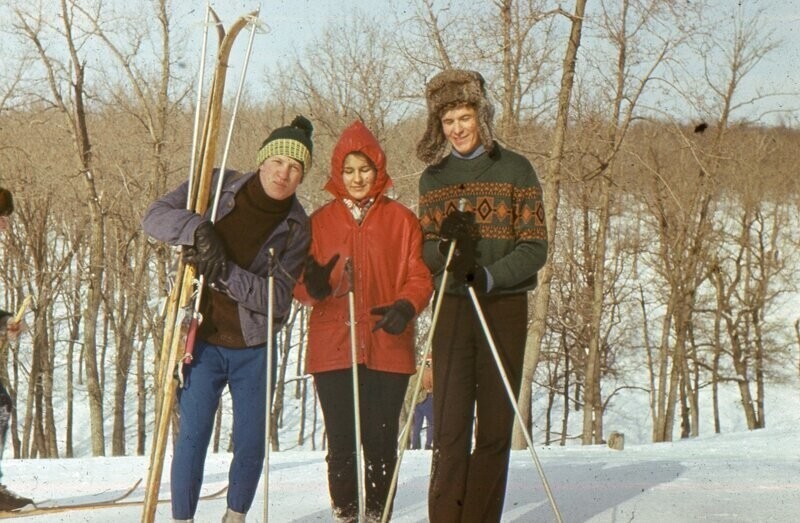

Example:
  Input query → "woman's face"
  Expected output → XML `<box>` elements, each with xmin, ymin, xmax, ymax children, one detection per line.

<box><xmin>342</xmin><ymin>153</ymin><xmax>376</xmax><ymax>201</ymax></box>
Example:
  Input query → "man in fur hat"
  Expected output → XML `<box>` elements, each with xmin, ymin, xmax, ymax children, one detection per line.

<box><xmin>142</xmin><ymin>116</ymin><xmax>313</xmax><ymax>523</ymax></box>
<box><xmin>416</xmin><ymin>69</ymin><xmax>548</xmax><ymax>522</ymax></box>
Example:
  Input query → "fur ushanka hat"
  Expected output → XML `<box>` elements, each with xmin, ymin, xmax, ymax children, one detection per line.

<box><xmin>416</xmin><ymin>69</ymin><xmax>496</xmax><ymax>164</ymax></box>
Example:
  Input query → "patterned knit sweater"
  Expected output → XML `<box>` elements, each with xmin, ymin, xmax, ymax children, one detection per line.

<box><xmin>418</xmin><ymin>143</ymin><xmax>548</xmax><ymax>295</ymax></box>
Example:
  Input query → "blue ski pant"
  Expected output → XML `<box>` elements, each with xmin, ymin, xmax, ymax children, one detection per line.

<box><xmin>171</xmin><ymin>339</ymin><xmax>276</xmax><ymax>519</ymax></box>
<box><xmin>411</xmin><ymin>393</ymin><xmax>434</xmax><ymax>450</ymax></box>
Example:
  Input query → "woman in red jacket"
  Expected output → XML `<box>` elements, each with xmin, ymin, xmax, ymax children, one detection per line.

<box><xmin>294</xmin><ymin>121</ymin><xmax>433</xmax><ymax>521</ymax></box>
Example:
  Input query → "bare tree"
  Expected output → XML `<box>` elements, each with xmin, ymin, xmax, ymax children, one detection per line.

<box><xmin>635</xmin><ymin>5</ymin><xmax>785</xmax><ymax>442</ymax></box>
<box><xmin>515</xmin><ymin>0</ymin><xmax>587</xmax><ymax>449</ymax></box>
<box><xmin>74</xmin><ymin>0</ymin><xmax>177</xmax><ymax>456</ymax></box>
<box><xmin>13</xmin><ymin>0</ymin><xmax>109</xmax><ymax>455</ymax></box>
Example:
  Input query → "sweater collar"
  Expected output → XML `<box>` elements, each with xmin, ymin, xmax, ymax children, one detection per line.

<box><xmin>451</xmin><ymin>144</ymin><xmax>486</xmax><ymax>160</ymax></box>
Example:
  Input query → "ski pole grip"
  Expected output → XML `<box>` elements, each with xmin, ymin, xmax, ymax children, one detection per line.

<box><xmin>344</xmin><ymin>257</ymin><xmax>354</xmax><ymax>289</ymax></box>
<box><xmin>267</xmin><ymin>247</ymin><xmax>276</xmax><ymax>276</ymax></box>
<box><xmin>443</xmin><ymin>198</ymin><xmax>470</xmax><ymax>267</ymax></box>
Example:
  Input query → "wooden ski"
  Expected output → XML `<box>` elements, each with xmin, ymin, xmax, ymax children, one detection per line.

<box><xmin>141</xmin><ymin>9</ymin><xmax>258</xmax><ymax>523</ymax></box>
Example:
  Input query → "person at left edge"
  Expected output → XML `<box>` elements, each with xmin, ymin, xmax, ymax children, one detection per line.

<box><xmin>294</xmin><ymin>120</ymin><xmax>433</xmax><ymax>522</ymax></box>
<box><xmin>141</xmin><ymin>116</ymin><xmax>313</xmax><ymax>523</ymax></box>
<box><xmin>0</xmin><ymin>187</ymin><xmax>34</xmax><ymax>513</ymax></box>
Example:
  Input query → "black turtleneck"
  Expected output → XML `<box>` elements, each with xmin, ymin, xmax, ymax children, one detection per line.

<box><xmin>200</xmin><ymin>174</ymin><xmax>293</xmax><ymax>347</ymax></box>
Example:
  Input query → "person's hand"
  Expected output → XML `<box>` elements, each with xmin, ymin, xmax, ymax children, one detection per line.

<box><xmin>5</xmin><ymin>319</ymin><xmax>25</xmax><ymax>342</ymax></box>
<box><xmin>183</xmin><ymin>221</ymin><xmax>228</xmax><ymax>283</ymax></box>
<box><xmin>421</xmin><ymin>362</ymin><xmax>433</xmax><ymax>392</ymax></box>
<box><xmin>371</xmin><ymin>299</ymin><xmax>415</xmax><ymax>335</ymax></box>
<box><xmin>303</xmin><ymin>254</ymin><xmax>340</xmax><ymax>300</ymax></box>
<box><xmin>439</xmin><ymin>210</ymin><xmax>474</xmax><ymax>241</ymax></box>
<box><xmin>438</xmin><ymin>210</ymin><xmax>478</xmax><ymax>255</ymax></box>
<box><xmin>446</xmin><ymin>240</ymin><xmax>478</xmax><ymax>276</ymax></box>
<box><xmin>450</xmin><ymin>263</ymin><xmax>490</xmax><ymax>294</ymax></box>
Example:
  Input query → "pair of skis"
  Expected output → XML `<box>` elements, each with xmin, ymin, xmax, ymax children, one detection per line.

<box><xmin>142</xmin><ymin>7</ymin><xmax>260</xmax><ymax>523</ymax></box>
<box><xmin>1</xmin><ymin>480</ymin><xmax>228</xmax><ymax>518</ymax></box>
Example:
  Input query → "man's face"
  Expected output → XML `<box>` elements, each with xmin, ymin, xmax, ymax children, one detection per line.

<box><xmin>441</xmin><ymin>105</ymin><xmax>480</xmax><ymax>156</ymax></box>
<box><xmin>258</xmin><ymin>155</ymin><xmax>303</xmax><ymax>200</ymax></box>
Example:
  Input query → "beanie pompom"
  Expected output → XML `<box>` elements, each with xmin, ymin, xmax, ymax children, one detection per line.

<box><xmin>290</xmin><ymin>115</ymin><xmax>313</xmax><ymax>139</ymax></box>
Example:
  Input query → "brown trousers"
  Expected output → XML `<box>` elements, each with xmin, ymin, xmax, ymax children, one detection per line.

<box><xmin>429</xmin><ymin>292</ymin><xmax>527</xmax><ymax>523</ymax></box>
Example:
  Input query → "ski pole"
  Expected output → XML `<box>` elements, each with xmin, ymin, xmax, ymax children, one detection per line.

<box><xmin>263</xmin><ymin>248</ymin><xmax>275</xmax><ymax>522</ymax></box>
<box><xmin>142</xmin><ymin>10</ymin><xmax>259</xmax><ymax>523</ymax></box>
<box><xmin>381</xmin><ymin>198</ymin><xmax>468</xmax><ymax>523</ymax></box>
<box><xmin>345</xmin><ymin>258</ymin><xmax>366</xmax><ymax>522</ymax></box>
<box><xmin>209</xmin><ymin>7</ymin><xmax>259</xmax><ymax>223</ymax></box>
<box><xmin>466</xmin><ymin>285</ymin><xmax>563</xmax><ymax>523</ymax></box>
<box><xmin>178</xmin><ymin>9</ymin><xmax>260</xmax><ymax>381</ymax></box>
<box><xmin>185</xmin><ymin>4</ymin><xmax>212</xmax><ymax>208</ymax></box>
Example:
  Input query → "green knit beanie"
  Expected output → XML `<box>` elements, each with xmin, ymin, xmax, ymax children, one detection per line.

<box><xmin>256</xmin><ymin>115</ymin><xmax>314</xmax><ymax>175</ymax></box>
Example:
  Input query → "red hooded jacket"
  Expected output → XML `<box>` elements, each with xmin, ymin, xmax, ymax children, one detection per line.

<box><xmin>294</xmin><ymin>121</ymin><xmax>433</xmax><ymax>374</ymax></box>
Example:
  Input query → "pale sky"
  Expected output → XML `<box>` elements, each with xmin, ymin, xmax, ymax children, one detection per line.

<box><xmin>175</xmin><ymin>0</ymin><xmax>800</xmax><ymax>126</ymax></box>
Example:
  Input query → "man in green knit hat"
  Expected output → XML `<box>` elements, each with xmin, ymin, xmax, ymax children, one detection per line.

<box><xmin>142</xmin><ymin>116</ymin><xmax>313</xmax><ymax>523</ymax></box>
<box><xmin>416</xmin><ymin>69</ymin><xmax>548</xmax><ymax>523</ymax></box>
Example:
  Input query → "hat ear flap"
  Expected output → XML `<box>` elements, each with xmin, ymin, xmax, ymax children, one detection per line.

<box><xmin>416</xmin><ymin>113</ymin><xmax>448</xmax><ymax>164</ymax></box>
<box><xmin>477</xmin><ymin>103</ymin><xmax>495</xmax><ymax>155</ymax></box>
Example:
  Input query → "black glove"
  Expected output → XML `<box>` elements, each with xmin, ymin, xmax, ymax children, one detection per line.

<box><xmin>438</xmin><ymin>210</ymin><xmax>479</xmax><ymax>257</ymax></box>
<box><xmin>439</xmin><ymin>210</ymin><xmax>475</xmax><ymax>241</ymax></box>
<box><xmin>446</xmin><ymin>237</ymin><xmax>479</xmax><ymax>275</ymax></box>
<box><xmin>450</xmin><ymin>263</ymin><xmax>490</xmax><ymax>294</ymax></box>
<box><xmin>303</xmin><ymin>253</ymin><xmax>340</xmax><ymax>300</ymax></box>
<box><xmin>183</xmin><ymin>221</ymin><xmax>228</xmax><ymax>283</ymax></box>
<box><xmin>371</xmin><ymin>299</ymin><xmax>415</xmax><ymax>335</ymax></box>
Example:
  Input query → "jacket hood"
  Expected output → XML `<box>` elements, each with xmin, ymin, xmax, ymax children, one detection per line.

<box><xmin>325</xmin><ymin>120</ymin><xmax>393</xmax><ymax>201</ymax></box>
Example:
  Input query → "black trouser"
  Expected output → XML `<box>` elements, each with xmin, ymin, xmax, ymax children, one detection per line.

<box><xmin>314</xmin><ymin>366</ymin><xmax>409</xmax><ymax>520</ymax></box>
<box><xmin>429</xmin><ymin>293</ymin><xmax>527</xmax><ymax>523</ymax></box>
<box><xmin>0</xmin><ymin>382</ymin><xmax>11</xmax><ymax>481</ymax></box>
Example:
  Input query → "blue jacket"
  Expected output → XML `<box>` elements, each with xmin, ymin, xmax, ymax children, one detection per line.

<box><xmin>142</xmin><ymin>169</ymin><xmax>310</xmax><ymax>346</ymax></box>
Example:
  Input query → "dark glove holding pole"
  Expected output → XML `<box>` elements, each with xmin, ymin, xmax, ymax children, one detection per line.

<box><xmin>450</xmin><ymin>262</ymin><xmax>490</xmax><ymax>294</ymax></box>
<box><xmin>183</xmin><ymin>221</ymin><xmax>228</xmax><ymax>283</ymax></box>
<box><xmin>438</xmin><ymin>210</ymin><xmax>478</xmax><ymax>257</ymax></box>
<box><xmin>303</xmin><ymin>253</ymin><xmax>340</xmax><ymax>301</ymax></box>
<box><xmin>371</xmin><ymin>299</ymin><xmax>415</xmax><ymax>335</ymax></box>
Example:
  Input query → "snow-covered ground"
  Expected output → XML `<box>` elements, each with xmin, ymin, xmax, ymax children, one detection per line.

<box><xmin>5</xmin><ymin>300</ymin><xmax>800</xmax><ymax>521</ymax></box>
<box><xmin>5</xmin><ymin>418</ymin><xmax>800</xmax><ymax>522</ymax></box>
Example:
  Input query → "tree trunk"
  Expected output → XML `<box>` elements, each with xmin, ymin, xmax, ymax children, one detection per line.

<box><xmin>582</xmin><ymin>176</ymin><xmax>611</xmax><ymax>445</ymax></box>
<box><xmin>514</xmin><ymin>0</ymin><xmax>587</xmax><ymax>450</ymax></box>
